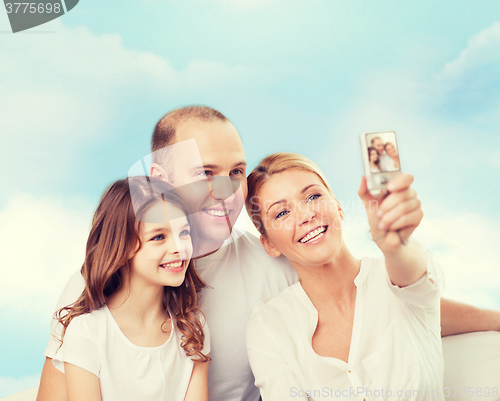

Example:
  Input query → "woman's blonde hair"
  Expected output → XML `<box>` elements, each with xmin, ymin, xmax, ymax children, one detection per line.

<box><xmin>246</xmin><ymin>152</ymin><xmax>336</xmax><ymax>236</ymax></box>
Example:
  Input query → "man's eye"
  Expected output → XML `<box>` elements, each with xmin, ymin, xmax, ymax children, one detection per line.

<box><xmin>151</xmin><ymin>234</ymin><xmax>165</xmax><ymax>241</ymax></box>
<box><xmin>307</xmin><ymin>193</ymin><xmax>322</xmax><ymax>202</ymax></box>
<box><xmin>198</xmin><ymin>171</ymin><xmax>213</xmax><ymax>177</ymax></box>
<box><xmin>274</xmin><ymin>210</ymin><xmax>289</xmax><ymax>220</ymax></box>
<box><xmin>231</xmin><ymin>169</ymin><xmax>243</xmax><ymax>176</ymax></box>
<box><xmin>179</xmin><ymin>229</ymin><xmax>190</xmax><ymax>236</ymax></box>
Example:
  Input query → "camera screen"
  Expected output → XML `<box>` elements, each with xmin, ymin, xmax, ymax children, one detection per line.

<box><xmin>365</xmin><ymin>132</ymin><xmax>401</xmax><ymax>173</ymax></box>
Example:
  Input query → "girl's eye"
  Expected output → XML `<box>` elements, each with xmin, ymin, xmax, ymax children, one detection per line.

<box><xmin>274</xmin><ymin>210</ymin><xmax>289</xmax><ymax>220</ymax></box>
<box><xmin>151</xmin><ymin>234</ymin><xmax>165</xmax><ymax>241</ymax></box>
<box><xmin>307</xmin><ymin>193</ymin><xmax>322</xmax><ymax>202</ymax></box>
<box><xmin>179</xmin><ymin>229</ymin><xmax>190</xmax><ymax>236</ymax></box>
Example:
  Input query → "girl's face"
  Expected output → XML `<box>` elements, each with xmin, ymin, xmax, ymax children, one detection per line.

<box><xmin>386</xmin><ymin>143</ymin><xmax>397</xmax><ymax>157</ymax></box>
<box><xmin>369</xmin><ymin>149</ymin><xmax>379</xmax><ymax>162</ymax></box>
<box><xmin>257</xmin><ymin>169</ymin><xmax>344</xmax><ymax>268</ymax></box>
<box><xmin>130</xmin><ymin>202</ymin><xmax>193</xmax><ymax>288</ymax></box>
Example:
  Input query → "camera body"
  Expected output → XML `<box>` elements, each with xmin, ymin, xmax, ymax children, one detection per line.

<box><xmin>360</xmin><ymin>131</ymin><xmax>401</xmax><ymax>196</ymax></box>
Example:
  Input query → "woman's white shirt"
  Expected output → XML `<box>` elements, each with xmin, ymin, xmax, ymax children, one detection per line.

<box><xmin>53</xmin><ymin>306</ymin><xmax>210</xmax><ymax>401</ymax></box>
<box><xmin>246</xmin><ymin>254</ymin><xmax>444</xmax><ymax>401</ymax></box>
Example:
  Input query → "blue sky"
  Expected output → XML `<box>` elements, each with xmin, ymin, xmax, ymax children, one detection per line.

<box><xmin>1</xmin><ymin>0</ymin><xmax>500</xmax><ymax>397</ymax></box>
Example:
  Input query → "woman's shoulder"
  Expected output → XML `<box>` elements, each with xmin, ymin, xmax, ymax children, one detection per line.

<box><xmin>250</xmin><ymin>282</ymin><xmax>309</xmax><ymax>324</ymax></box>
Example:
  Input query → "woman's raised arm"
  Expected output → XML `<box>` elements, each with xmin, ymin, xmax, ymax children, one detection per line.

<box><xmin>358</xmin><ymin>174</ymin><xmax>427</xmax><ymax>287</ymax></box>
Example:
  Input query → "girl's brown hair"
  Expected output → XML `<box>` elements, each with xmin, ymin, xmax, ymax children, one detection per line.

<box><xmin>56</xmin><ymin>176</ymin><xmax>209</xmax><ymax>362</ymax></box>
<box><xmin>246</xmin><ymin>152</ymin><xmax>338</xmax><ymax>237</ymax></box>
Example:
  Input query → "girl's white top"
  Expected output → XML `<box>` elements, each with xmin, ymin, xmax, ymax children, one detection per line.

<box><xmin>53</xmin><ymin>306</ymin><xmax>210</xmax><ymax>401</ymax></box>
<box><xmin>246</xmin><ymin>254</ymin><xmax>445</xmax><ymax>401</ymax></box>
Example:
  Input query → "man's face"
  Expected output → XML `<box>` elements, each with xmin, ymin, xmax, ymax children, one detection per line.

<box><xmin>155</xmin><ymin>119</ymin><xmax>247</xmax><ymax>253</ymax></box>
<box><xmin>372</xmin><ymin>138</ymin><xmax>384</xmax><ymax>155</ymax></box>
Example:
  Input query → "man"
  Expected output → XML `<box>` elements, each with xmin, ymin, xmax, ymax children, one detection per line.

<box><xmin>371</xmin><ymin>136</ymin><xmax>392</xmax><ymax>172</ymax></box>
<box><xmin>37</xmin><ymin>106</ymin><xmax>500</xmax><ymax>401</ymax></box>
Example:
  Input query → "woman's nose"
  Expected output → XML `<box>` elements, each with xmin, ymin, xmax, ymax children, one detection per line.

<box><xmin>297</xmin><ymin>205</ymin><xmax>315</xmax><ymax>225</ymax></box>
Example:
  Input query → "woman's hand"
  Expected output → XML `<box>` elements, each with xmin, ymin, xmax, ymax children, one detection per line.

<box><xmin>358</xmin><ymin>173</ymin><xmax>427</xmax><ymax>287</ymax></box>
<box><xmin>357</xmin><ymin>174</ymin><xmax>423</xmax><ymax>251</ymax></box>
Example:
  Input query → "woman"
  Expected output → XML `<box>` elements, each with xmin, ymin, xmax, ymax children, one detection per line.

<box><xmin>53</xmin><ymin>177</ymin><xmax>210</xmax><ymax>401</ymax></box>
<box><xmin>245</xmin><ymin>153</ymin><xmax>444</xmax><ymax>401</ymax></box>
<box><xmin>367</xmin><ymin>146</ymin><xmax>381</xmax><ymax>172</ymax></box>
<box><xmin>384</xmin><ymin>141</ymin><xmax>400</xmax><ymax>171</ymax></box>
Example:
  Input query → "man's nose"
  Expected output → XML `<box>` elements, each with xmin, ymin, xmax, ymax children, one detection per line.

<box><xmin>209</xmin><ymin>176</ymin><xmax>240</xmax><ymax>201</ymax></box>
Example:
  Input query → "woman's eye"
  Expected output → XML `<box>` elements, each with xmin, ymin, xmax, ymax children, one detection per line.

<box><xmin>307</xmin><ymin>193</ymin><xmax>322</xmax><ymax>202</ymax></box>
<box><xmin>179</xmin><ymin>229</ymin><xmax>190</xmax><ymax>236</ymax></box>
<box><xmin>274</xmin><ymin>210</ymin><xmax>289</xmax><ymax>220</ymax></box>
<box><xmin>151</xmin><ymin>234</ymin><xmax>165</xmax><ymax>241</ymax></box>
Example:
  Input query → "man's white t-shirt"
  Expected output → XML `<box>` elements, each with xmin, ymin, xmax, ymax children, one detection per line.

<box><xmin>246</xmin><ymin>254</ymin><xmax>445</xmax><ymax>401</ymax></box>
<box><xmin>44</xmin><ymin>229</ymin><xmax>298</xmax><ymax>401</ymax></box>
<box><xmin>378</xmin><ymin>152</ymin><xmax>393</xmax><ymax>172</ymax></box>
<box><xmin>51</xmin><ymin>306</ymin><xmax>209</xmax><ymax>401</ymax></box>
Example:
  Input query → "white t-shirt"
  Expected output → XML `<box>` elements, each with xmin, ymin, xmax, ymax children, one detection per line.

<box><xmin>45</xmin><ymin>230</ymin><xmax>298</xmax><ymax>401</ymax></box>
<box><xmin>52</xmin><ymin>306</ymin><xmax>210</xmax><ymax>401</ymax></box>
<box><xmin>246</xmin><ymin>254</ymin><xmax>445</xmax><ymax>401</ymax></box>
<box><xmin>378</xmin><ymin>152</ymin><xmax>393</xmax><ymax>172</ymax></box>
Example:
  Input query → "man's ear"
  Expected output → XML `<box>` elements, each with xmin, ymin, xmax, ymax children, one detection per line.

<box><xmin>151</xmin><ymin>163</ymin><xmax>168</xmax><ymax>181</ymax></box>
<box><xmin>260</xmin><ymin>235</ymin><xmax>281</xmax><ymax>258</ymax></box>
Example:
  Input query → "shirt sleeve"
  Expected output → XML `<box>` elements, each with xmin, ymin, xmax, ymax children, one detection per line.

<box><xmin>44</xmin><ymin>271</ymin><xmax>86</xmax><ymax>359</ymax></box>
<box><xmin>52</xmin><ymin>314</ymin><xmax>101</xmax><ymax>378</ymax></box>
<box><xmin>386</xmin><ymin>249</ymin><xmax>444</xmax><ymax>311</ymax></box>
<box><xmin>246</xmin><ymin>303</ymin><xmax>308</xmax><ymax>401</ymax></box>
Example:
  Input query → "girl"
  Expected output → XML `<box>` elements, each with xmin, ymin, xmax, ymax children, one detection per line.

<box><xmin>367</xmin><ymin>146</ymin><xmax>381</xmax><ymax>172</ymax></box>
<box><xmin>245</xmin><ymin>153</ymin><xmax>444</xmax><ymax>401</ymax></box>
<box><xmin>53</xmin><ymin>177</ymin><xmax>210</xmax><ymax>401</ymax></box>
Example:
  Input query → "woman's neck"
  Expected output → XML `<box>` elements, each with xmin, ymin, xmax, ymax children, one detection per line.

<box><xmin>293</xmin><ymin>241</ymin><xmax>361</xmax><ymax>309</ymax></box>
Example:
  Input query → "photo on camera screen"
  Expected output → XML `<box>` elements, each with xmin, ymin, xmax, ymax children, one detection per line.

<box><xmin>365</xmin><ymin>131</ymin><xmax>400</xmax><ymax>173</ymax></box>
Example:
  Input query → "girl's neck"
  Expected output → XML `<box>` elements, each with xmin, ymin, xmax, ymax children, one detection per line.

<box><xmin>107</xmin><ymin>269</ymin><xmax>167</xmax><ymax>324</ymax></box>
<box><xmin>293</xmin><ymin>241</ymin><xmax>361</xmax><ymax>309</ymax></box>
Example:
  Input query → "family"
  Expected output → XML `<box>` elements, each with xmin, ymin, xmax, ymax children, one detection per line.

<box><xmin>367</xmin><ymin>136</ymin><xmax>400</xmax><ymax>173</ymax></box>
<box><xmin>36</xmin><ymin>106</ymin><xmax>500</xmax><ymax>401</ymax></box>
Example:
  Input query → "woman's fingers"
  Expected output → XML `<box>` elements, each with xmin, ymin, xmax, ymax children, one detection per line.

<box><xmin>378</xmin><ymin>197</ymin><xmax>421</xmax><ymax>230</ymax></box>
<box><xmin>378</xmin><ymin>188</ymin><xmax>418</xmax><ymax>216</ymax></box>
<box><xmin>386</xmin><ymin>173</ymin><xmax>414</xmax><ymax>192</ymax></box>
<box><xmin>383</xmin><ymin>207</ymin><xmax>424</xmax><ymax>232</ymax></box>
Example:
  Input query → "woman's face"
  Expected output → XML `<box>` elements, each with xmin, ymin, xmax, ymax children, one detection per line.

<box><xmin>386</xmin><ymin>143</ymin><xmax>397</xmax><ymax>157</ymax></box>
<box><xmin>257</xmin><ymin>169</ymin><xmax>344</xmax><ymax>268</ymax></box>
<box><xmin>369</xmin><ymin>149</ymin><xmax>379</xmax><ymax>162</ymax></box>
<box><xmin>130</xmin><ymin>202</ymin><xmax>193</xmax><ymax>288</ymax></box>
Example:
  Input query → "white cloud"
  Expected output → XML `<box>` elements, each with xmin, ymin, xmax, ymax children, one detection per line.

<box><xmin>0</xmin><ymin>14</ymin><xmax>262</xmax><ymax>196</ymax></box>
<box><xmin>431</xmin><ymin>21</ymin><xmax>500</xmax><ymax>123</ymax></box>
<box><xmin>0</xmin><ymin>193</ymin><xmax>93</xmax><ymax>321</ymax></box>
<box><xmin>0</xmin><ymin>375</ymin><xmax>38</xmax><ymax>399</ymax></box>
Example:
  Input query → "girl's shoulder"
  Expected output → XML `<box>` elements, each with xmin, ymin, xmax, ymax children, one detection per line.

<box><xmin>65</xmin><ymin>307</ymin><xmax>108</xmax><ymax>339</ymax></box>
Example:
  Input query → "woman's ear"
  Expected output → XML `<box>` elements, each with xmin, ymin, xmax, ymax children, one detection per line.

<box><xmin>260</xmin><ymin>235</ymin><xmax>282</xmax><ymax>258</ymax></box>
<box><xmin>337</xmin><ymin>200</ymin><xmax>345</xmax><ymax>220</ymax></box>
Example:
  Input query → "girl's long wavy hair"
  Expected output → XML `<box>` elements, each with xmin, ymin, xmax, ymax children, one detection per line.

<box><xmin>56</xmin><ymin>176</ymin><xmax>209</xmax><ymax>362</ymax></box>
